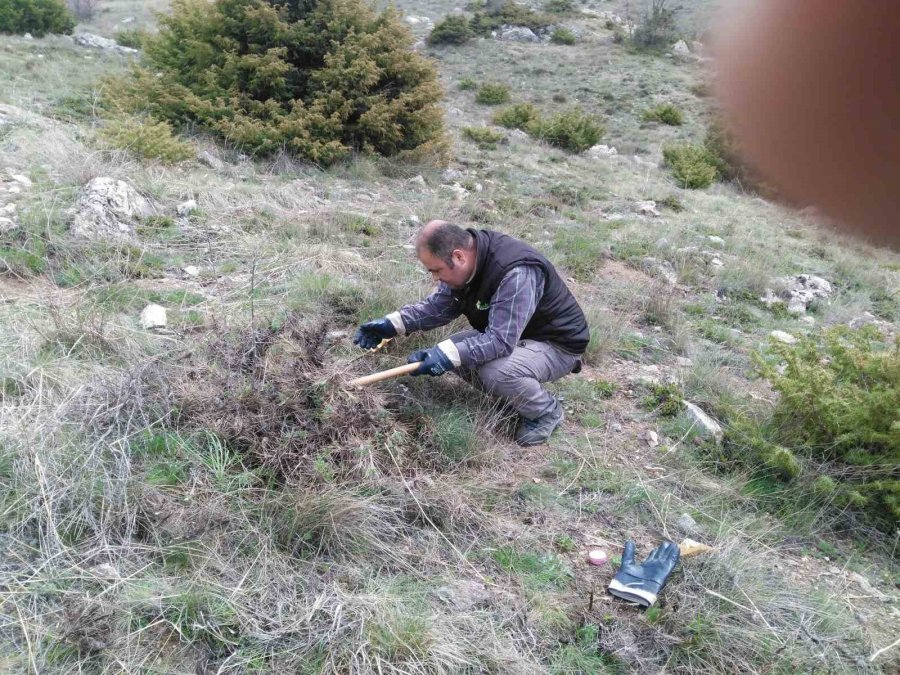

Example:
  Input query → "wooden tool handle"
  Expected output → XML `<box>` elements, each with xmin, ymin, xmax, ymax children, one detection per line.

<box><xmin>349</xmin><ymin>362</ymin><xmax>421</xmax><ymax>387</ymax></box>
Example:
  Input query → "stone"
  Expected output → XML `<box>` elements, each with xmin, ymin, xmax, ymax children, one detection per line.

<box><xmin>176</xmin><ymin>199</ymin><xmax>197</xmax><ymax>217</ymax></box>
<box><xmin>672</xmin><ymin>40</ymin><xmax>691</xmax><ymax>56</ymax></box>
<box><xmin>73</xmin><ymin>32</ymin><xmax>139</xmax><ymax>55</ymax></box>
<box><xmin>434</xmin><ymin>579</ymin><xmax>491</xmax><ymax>612</ymax></box>
<box><xmin>636</xmin><ymin>200</ymin><xmax>660</xmax><ymax>217</ymax></box>
<box><xmin>676</xmin><ymin>513</ymin><xmax>702</xmax><ymax>535</ymax></box>
<box><xmin>759</xmin><ymin>289</ymin><xmax>783</xmax><ymax>307</ymax></box>
<box><xmin>498</xmin><ymin>26</ymin><xmax>540</xmax><ymax>43</ymax></box>
<box><xmin>7</xmin><ymin>186</ymin><xmax>21</xmax><ymax>194</ymax></box>
<box><xmin>441</xmin><ymin>168</ymin><xmax>464</xmax><ymax>182</ymax></box>
<box><xmin>706</xmin><ymin>235</ymin><xmax>725</xmax><ymax>246</ymax></box>
<box><xmin>140</xmin><ymin>304</ymin><xmax>167</xmax><ymax>330</ymax></box>
<box><xmin>683</xmin><ymin>401</ymin><xmax>724</xmax><ymax>443</ymax></box>
<box><xmin>440</xmin><ymin>183</ymin><xmax>468</xmax><ymax>199</ymax></box>
<box><xmin>611</xmin><ymin>421</ymin><xmax>623</xmax><ymax>433</ymax></box>
<box><xmin>770</xmin><ymin>330</ymin><xmax>798</xmax><ymax>345</ymax></box>
<box><xmin>675</xmin><ymin>356</ymin><xmax>693</xmax><ymax>367</ymax></box>
<box><xmin>588</xmin><ymin>144</ymin><xmax>618</xmax><ymax>158</ymax></box>
<box><xmin>644</xmin><ymin>430</ymin><xmax>660</xmax><ymax>448</ymax></box>
<box><xmin>68</xmin><ymin>177</ymin><xmax>155</xmax><ymax>240</ymax></box>
<box><xmin>510</xmin><ymin>128</ymin><xmax>529</xmax><ymax>139</ymax></box>
<box><xmin>11</xmin><ymin>174</ymin><xmax>31</xmax><ymax>187</ymax></box>
<box><xmin>23</xmin><ymin>33</ymin><xmax>32</xmax><ymax>40</ymax></box>
<box><xmin>474</xmin><ymin>183</ymin><xmax>484</xmax><ymax>192</ymax></box>
<box><xmin>710</xmin><ymin>257</ymin><xmax>724</xmax><ymax>269</ymax></box>
<box><xmin>2</xmin><ymin>203</ymin><xmax>15</xmax><ymax>214</ymax></box>
<box><xmin>183</xmin><ymin>265</ymin><xmax>200</xmax><ymax>277</ymax></box>
<box><xmin>197</xmin><ymin>150</ymin><xmax>224</xmax><ymax>171</ymax></box>
<box><xmin>800</xmin><ymin>315</ymin><xmax>816</xmax><ymax>325</ymax></box>
<box><xmin>655</xmin><ymin>237</ymin><xmax>670</xmax><ymax>250</ymax></box>
<box><xmin>0</xmin><ymin>216</ymin><xmax>15</xmax><ymax>233</ymax></box>
<box><xmin>787</xmin><ymin>296</ymin><xmax>807</xmax><ymax>315</ymax></box>
<box><xmin>408</xmin><ymin>174</ymin><xmax>426</xmax><ymax>187</ymax></box>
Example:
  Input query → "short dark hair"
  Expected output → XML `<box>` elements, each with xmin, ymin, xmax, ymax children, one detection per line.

<box><xmin>418</xmin><ymin>222</ymin><xmax>474</xmax><ymax>267</ymax></box>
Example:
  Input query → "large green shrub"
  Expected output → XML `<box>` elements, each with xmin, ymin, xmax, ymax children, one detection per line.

<box><xmin>550</xmin><ymin>27</ymin><xmax>576</xmax><ymax>45</ymax></box>
<box><xmin>662</xmin><ymin>143</ymin><xmax>717</xmax><ymax>189</ymax></box>
<box><xmin>493</xmin><ymin>102</ymin><xmax>540</xmax><ymax>130</ymax></box>
<box><xmin>528</xmin><ymin>107</ymin><xmax>603</xmax><ymax>153</ymax></box>
<box><xmin>0</xmin><ymin>0</ymin><xmax>75</xmax><ymax>37</ymax></box>
<box><xmin>747</xmin><ymin>327</ymin><xmax>900</xmax><ymax>529</ymax></box>
<box><xmin>107</xmin><ymin>0</ymin><xmax>447</xmax><ymax>166</ymax></box>
<box><xmin>428</xmin><ymin>14</ymin><xmax>473</xmax><ymax>45</ymax></box>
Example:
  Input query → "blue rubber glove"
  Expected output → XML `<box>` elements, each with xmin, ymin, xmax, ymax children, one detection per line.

<box><xmin>608</xmin><ymin>541</ymin><xmax>680</xmax><ymax>607</ymax></box>
<box><xmin>353</xmin><ymin>317</ymin><xmax>397</xmax><ymax>350</ymax></box>
<box><xmin>407</xmin><ymin>346</ymin><xmax>454</xmax><ymax>377</ymax></box>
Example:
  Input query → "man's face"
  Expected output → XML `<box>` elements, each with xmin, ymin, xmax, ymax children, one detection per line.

<box><xmin>418</xmin><ymin>248</ymin><xmax>472</xmax><ymax>289</ymax></box>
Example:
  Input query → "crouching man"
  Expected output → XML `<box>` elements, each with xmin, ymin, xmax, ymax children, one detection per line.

<box><xmin>354</xmin><ymin>221</ymin><xmax>589</xmax><ymax>446</ymax></box>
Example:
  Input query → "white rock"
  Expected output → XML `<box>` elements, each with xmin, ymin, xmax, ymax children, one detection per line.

<box><xmin>707</xmin><ymin>235</ymin><xmax>725</xmax><ymax>246</ymax></box>
<box><xmin>676</xmin><ymin>512</ymin><xmax>702</xmax><ymax>535</ymax></box>
<box><xmin>11</xmin><ymin>174</ymin><xmax>31</xmax><ymax>187</ymax></box>
<box><xmin>7</xmin><ymin>186</ymin><xmax>21</xmax><ymax>194</ymax></box>
<box><xmin>2</xmin><ymin>203</ymin><xmax>15</xmax><ymax>214</ymax></box>
<box><xmin>770</xmin><ymin>330</ymin><xmax>798</xmax><ymax>345</ymax></box>
<box><xmin>611</xmin><ymin>421</ymin><xmax>623</xmax><ymax>433</ymax></box>
<box><xmin>759</xmin><ymin>289</ymin><xmax>783</xmax><ymax>307</ymax></box>
<box><xmin>588</xmin><ymin>144</ymin><xmax>618</xmax><ymax>158</ymax></box>
<box><xmin>672</xmin><ymin>40</ymin><xmax>691</xmax><ymax>55</ymax></box>
<box><xmin>408</xmin><ymin>175</ymin><xmax>426</xmax><ymax>187</ymax></box>
<box><xmin>498</xmin><ymin>26</ymin><xmax>540</xmax><ymax>43</ymax></box>
<box><xmin>140</xmin><ymin>304</ymin><xmax>167</xmax><ymax>330</ymax></box>
<box><xmin>0</xmin><ymin>216</ymin><xmax>15</xmax><ymax>232</ymax></box>
<box><xmin>440</xmin><ymin>183</ymin><xmax>468</xmax><ymax>199</ymax></box>
<box><xmin>675</xmin><ymin>356</ymin><xmax>693</xmax><ymax>367</ymax></box>
<box><xmin>510</xmin><ymin>128</ymin><xmax>529</xmax><ymax>139</ymax></box>
<box><xmin>644</xmin><ymin>430</ymin><xmax>660</xmax><ymax>448</ymax></box>
<box><xmin>176</xmin><ymin>199</ymin><xmax>197</xmax><ymax>217</ymax></box>
<box><xmin>120</xmin><ymin>17</ymin><xmax>135</xmax><ymax>25</ymax></box>
<box><xmin>183</xmin><ymin>265</ymin><xmax>200</xmax><ymax>277</ymax></box>
<box><xmin>197</xmin><ymin>150</ymin><xmax>224</xmax><ymax>171</ymax></box>
<box><xmin>74</xmin><ymin>32</ymin><xmax>139</xmax><ymax>55</ymax></box>
<box><xmin>442</xmin><ymin>168</ymin><xmax>464</xmax><ymax>182</ymax></box>
<box><xmin>787</xmin><ymin>296</ymin><xmax>807</xmax><ymax>315</ymax></box>
<box><xmin>474</xmin><ymin>183</ymin><xmax>484</xmax><ymax>192</ymax></box>
<box><xmin>636</xmin><ymin>200</ymin><xmax>660</xmax><ymax>217</ymax></box>
<box><xmin>683</xmin><ymin>401</ymin><xmax>724</xmax><ymax>443</ymax></box>
<box><xmin>68</xmin><ymin>177</ymin><xmax>155</xmax><ymax>240</ymax></box>
<box><xmin>800</xmin><ymin>316</ymin><xmax>816</xmax><ymax>325</ymax></box>
<box><xmin>23</xmin><ymin>33</ymin><xmax>33</xmax><ymax>40</ymax></box>
<box><xmin>710</xmin><ymin>257</ymin><xmax>724</xmax><ymax>269</ymax></box>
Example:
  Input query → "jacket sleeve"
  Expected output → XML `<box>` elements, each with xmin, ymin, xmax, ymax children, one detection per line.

<box><xmin>386</xmin><ymin>282</ymin><xmax>461</xmax><ymax>334</ymax></box>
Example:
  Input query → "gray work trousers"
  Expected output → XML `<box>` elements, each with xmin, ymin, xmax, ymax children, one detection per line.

<box><xmin>450</xmin><ymin>330</ymin><xmax>579</xmax><ymax>419</ymax></box>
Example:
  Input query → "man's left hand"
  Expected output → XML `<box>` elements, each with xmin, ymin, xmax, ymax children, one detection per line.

<box><xmin>407</xmin><ymin>346</ymin><xmax>455</xmax><ymax>377</ymax></box>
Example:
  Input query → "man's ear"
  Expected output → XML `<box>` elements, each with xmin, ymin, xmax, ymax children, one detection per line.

<box><xmin>451</xmin><ymin>249</ymin><xmax>466</xmax><ymax>266</ymax></box>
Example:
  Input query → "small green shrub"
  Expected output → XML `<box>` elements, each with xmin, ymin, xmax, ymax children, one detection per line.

<box><xmin>493</xmin><ymin>102</ymin><xmax>540</xmax><ymax>130</ymax></box>
<box><xmin>662</xmin><ymin>144</ymin><xmax>717</xmax><ymax>189</ymax></box>
<box><xmin>470</xmin><ymin>2</ymin><xmax>552</xmax><ymax>35</ymax></box>
<box><xmin>704</xmin><ymin>117</ymin><xmax>772</xmax><ymax>194</ymax></box>
<box><xmin>643</xmin><ymin>103</ymin><xmax>683</xmax><ymax>126</ymax></box>
<box><xmin>528</xmin><ymin>107</ymin><xmax>603</xmax><ymax>153</ymax></box>
<box><xmin>631</xmin><ymin>0</ymin><xmax>678</xmax><ymax>51</ymax></box>
<box><xmin>475</xmin><ymin>83</ymin><xmax>511</xmax><ymax>105</ymax></box>
<box><xmin>544</xmin><ymin>0</ymin><xmax>574</xmax><ymax>13</ymax></box>
<box><xmin>0</xmin><ymin>0</ymin><xmax>75</xmax><ymax>37</ymax></box>
<box><xmin>100</xmin><ymin>116</ymin><xmax>194</xmax><ymax>164</ymax></box>
<box><xmin>550</xmin><ymin>27</ymin><xmax>576</xmax><ymax>45</ymax></box>
<box><xmin>642</xmin><ymin>382</ymin><xmax>683</xmax><ymax>417</ymax></box>
<box><xmin>457</xmin><ymin>77</ymin><xmax>478</xmax><ymax>91</ymax></box>
<box><xmin>657</xmin><ymin>194</ymin><xmax>684</xmax><ymax>212</ymax></box>
<box><xmin>115</xmin><ymin>28</ymin><xmax>149</xmax><ymax>49</ymax></box>
<box><xmin>462</xmin><ymin>126</ymin><xmax>505</xmax><ymax>149</ymax></box>
<box><xmin>759</xmin><ymin>327</ymin><xmax>900</xmax><ymax>527</ymax></box>
<box><xmin>428</xmin><ymin>14</ymin><xmax>473</xmax><ymax>45</ymax></box>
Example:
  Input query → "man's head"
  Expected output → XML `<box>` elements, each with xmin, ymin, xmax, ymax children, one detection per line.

<box><xmin>415</xmin><ymin>220</ymin><xmax>476</xmax><ymax>289</ymax></box>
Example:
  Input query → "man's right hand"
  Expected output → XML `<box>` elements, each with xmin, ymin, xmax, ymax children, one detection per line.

<box><xmin>353</xmin><ymin>317</ymin><xmax>397</xmax><ymax>350</ymax></box>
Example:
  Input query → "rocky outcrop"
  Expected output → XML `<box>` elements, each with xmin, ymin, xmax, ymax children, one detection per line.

<box><xmin>68</xmin><ymin>177</ymin><xmax>155</xmax><ymax>239</ymax></box>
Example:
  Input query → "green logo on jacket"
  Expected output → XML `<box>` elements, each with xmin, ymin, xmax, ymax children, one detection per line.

<box><xmin>476</xmin><ymin>300</ymin><xmax>490</xmax><ymax>311</ymax></box>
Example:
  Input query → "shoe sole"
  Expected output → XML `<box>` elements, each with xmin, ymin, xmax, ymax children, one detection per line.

<box><xmin>515</xmin><ymin>409</ymin><xmax>565</xmax><ymax>447</ymax></box>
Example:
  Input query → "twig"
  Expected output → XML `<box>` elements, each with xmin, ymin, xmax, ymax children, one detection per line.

<box><xmin>869</xmin><ymin>636</ymin><xmax>900</xmax><ymax>663</ymax></box>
